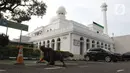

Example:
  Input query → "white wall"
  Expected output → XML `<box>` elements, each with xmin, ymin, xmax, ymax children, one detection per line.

<box><xmin>59</xmin><ymin>19</ymin><xmax>72</xmax><ymax>28</ymax></box>
<box><xmin>60</xmin><ymin>34</ymin><xmax>70</xmax><ymax>51</ymax></box>
<box><xmin>33</xmin><ymin>34</ymin><xmax>70</xmax><ymax>51</ymax></box>
<box><xmin>71</xmin><ymin>34</ymin><xmax>81</xmax><ymax>55</ymax></box>
<box><xmin>88</xmin><ymin>24</ymin><xmax>103</xmax><ymax>34</ymax></box>
<box><xmin>71</xmin><ymin>33</ymin><xmax>115</xmax><ymax>55</ymax></box>
<box><xmin>93</xmin><ymin>24</ymin><xmax>103</xmax><ymax>33</ymax></box>
<box><xmin>114</xmin><ymin>35</ymin><xmax>130</xmax><ymax>54</ymax></box>
<box><xmin>44</xmin><ymin>20</ymin><xmax>60</xmax><ymax>32</ymax></box>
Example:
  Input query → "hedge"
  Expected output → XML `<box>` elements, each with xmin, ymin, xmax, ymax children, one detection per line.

<box><xmin>0</xmin><ymin>46</ymin><xmax>40</xmax><ymax>60</ymax></box>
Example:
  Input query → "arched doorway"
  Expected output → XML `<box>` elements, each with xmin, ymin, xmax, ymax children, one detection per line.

<box><xmin>47</xmin><ymin>40</ymin><xmax>50</xmax><ymax>48</ymax></box>
<box><xmin>86</xmin><ymin>39</ymin><xmax>90</xmax><ymax>50</ymax></box>
<box><xmin>43</xmin><ymin>41</ymin><xmax>45</xmax><ymax>46</ymax></box>
<box><xmin>97</xmin><ymin>41</ymin><xmax>100</xmax><ymax>48</ymax></box>
<box><xmin>80</xmin><ymin>37</ymin><xmax>84</xmax><ymax>55</ymax></box>
<box><xmin>105</xmin><ymin>44</ymin><xmax>107</xmax><ymax>49</ymax></box>
<box><xmin>51</xmin><ymin>39</ymin><xmax>55</xmax><ymax>49</ymax></box>
<box><xmin>101</xmin><ymin>42</ymin><xmax>103</xmax><ymax>48</ymax></box>
<box><xmin>57</xmin><ymin>38</ymin><xmax>61</xmax><ymax>50</ymax></box>
<box><xmin>108</xmin><ymin>45</ymin><xmax>111</xmax><ymax>50</ymax></box>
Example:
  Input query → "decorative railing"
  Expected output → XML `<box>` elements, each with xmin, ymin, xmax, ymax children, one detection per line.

<box><xmin>29</xmin><ymin>21</ymin><xmax>113</xmax><ymax>43</ymax></box>
<box><xmin>29</xmin><ymin>26</ymin><xmax>73</xmax><ymax>42</ymax></box>
<box><xmin>72</xmin><ymin>22</ymin><xmax>113</xmax><ymax>43</ymax></box>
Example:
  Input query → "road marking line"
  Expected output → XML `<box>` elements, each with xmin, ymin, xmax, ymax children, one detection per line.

<box><xmin>44</xmin><ymin>66</ymin><xmax>64</xmax><ymax>70</ymax></box>
<box><xmin>56</xmin><ymin>63</ymin><xmax>78</xmax><ymax>65</ymax></box>
<box><xmin>0</xmin><ymin>69</ymin><xmax>6</xmax><ymax>72</ymax></box>
<box><xmin>117</xmin><ymin>69</ymin><xmax>124</xmax><ymax>72</ymax></box>
<box><xmin>79</xmin><ymin>66</ymin><xmax>88</xmax><ymax>68</ymax></box>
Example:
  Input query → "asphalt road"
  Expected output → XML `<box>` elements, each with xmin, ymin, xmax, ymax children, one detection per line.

<box><xmin>0</xmin><ymin>61</ymin><xmax>130</xmax><ymax>73</ymax></box>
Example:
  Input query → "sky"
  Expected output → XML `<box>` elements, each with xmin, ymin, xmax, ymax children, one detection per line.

<box><xmin>0</xmin><ymin>0</ymin><xmax>130</xmax><ymax>40</ymax></box>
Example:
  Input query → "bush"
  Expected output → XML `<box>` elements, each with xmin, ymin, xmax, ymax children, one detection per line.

<box><xmin>8</xmin><ymin>46</ymin><xmax>18</xmax><ymax>57</ymax></box>
<box><xmin>32</xmin><ymin>49</ymin><xmax>40</xmax><ymax>57</ymax></box>
<box><xmin>0</xmin><ymin>46</ymin><xmax>40</xmax><ymax>60</ymax></box>
<box><xmin>0</xmin><ymin>46</ymin><xmax>10</xmax><ymax>60</ymax></box>
<box><xmin>23</xmin><ymin>48</ymin><xmax>33</xmax><ymax>57</ymax></box>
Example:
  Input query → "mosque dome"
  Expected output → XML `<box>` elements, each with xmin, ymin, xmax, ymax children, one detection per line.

<box><xmin>101</xmin><ymin>3</ymin><xmax>107</xmax><ymax>8</ymax></box>
<box><xmin>49</xmin><ymin>6</ymin><xmax>67</xmax><ymax>23</ymax></box>
<box><xmin>56</xmin><ymin>6</ymin><xmax>67</xmax><ymax>16</ymax></box>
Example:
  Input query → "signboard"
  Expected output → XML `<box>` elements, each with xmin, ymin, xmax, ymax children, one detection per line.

<box><xmin>73</xmin><ymin>39</ymin><xmax>80</xmax><ymax>46</ymax></box>
<box><xmin>0</xmin><ymin>19</ymin><xmax>28</xmax><ymax>31</ymax></box>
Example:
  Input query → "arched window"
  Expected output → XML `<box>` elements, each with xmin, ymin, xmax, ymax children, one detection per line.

<box><xmin>50</xmin><ymin>29</ymin><xmax>52</xmax><ymax>31</ymax></box>
<box><xmin>92</xmin><ymin>40</ymin><xmax>95</xmax><ymax>48</ymax></box>
<box><xmin>57</xmin><ymin>38</ymin><xmax>61</xmax><ymax>50</ymax></box>
<box><xmin>86</xmin><ymin>39</ymin><xmax>90</xmax><ymax>42</ymax></box>
<box><xmin>43</xmin><ymin>41</ymin><xmax>45</xmax><ymax>46</ymax></box>
<box><xmin>47</xmin><ymin>30</ymin><xmax>49</xmax><ymax>32</ymax></box>
<box><xmin>47</xmin><ymin>40</ymin><xmax>50</xmax><ymax>48</ymax></box>
<box><xmin>51</xmin><ymin>39</ymin><xmax>55</xmax><ymax>49</ymax></box>
<box><xmin>86</xmin><ymin>39</ymin><xmax>90</xmax><ymax>50</ymax></box>
<box><xmin>105</xmin><ymin>44</ymin><xmax>107</xmax><ymax>49</ymax></box>
<box><xmin>92</xmin><ymin>40</ymin><xmax>95</xmax><ymax>43</ymax></box>
<box><xmin>97</xmin><ymin>42</ymin><xmax>99</xmax><ymax>44</ymax></box>
<box><xmin>97</xmin><ymin>41</ymin><xmax>100</xmax><ymax>48</ymax></box>
<box><xmin>101</xmin><ymin>42</ymin><xmax>103</xmax><ymax>45</ymax></box>
<box><xmin>108</xmin><ymin>45</ymin><xmax>110</xmax><ymax>47</ymax></box>
<box><xmin>108</xmin><ymin>44</ymin><xmax>111</xmax><ymax>50</ymax></box>
<box><xmin>101</xmin><ymin>42</ymin><xmax>103</xmax><ymax>48</ymax></box>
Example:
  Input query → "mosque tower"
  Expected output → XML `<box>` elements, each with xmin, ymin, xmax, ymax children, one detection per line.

<box><xmin>101</xmin><ymin>3</ymin><xmax>108</xmax><ymax>35</ymax></box>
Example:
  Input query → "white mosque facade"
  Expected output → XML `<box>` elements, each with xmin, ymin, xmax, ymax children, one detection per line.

<box><xmin>27</xmin><ymin>3</ymin><xmax>115</xmax><ymax>56</ymax></box>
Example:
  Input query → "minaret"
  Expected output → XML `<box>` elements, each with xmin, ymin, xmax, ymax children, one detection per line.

<box><xmin>101</xmin><ymin>3</ymin><xmax>108</xmax><ymax>35</ymax></box>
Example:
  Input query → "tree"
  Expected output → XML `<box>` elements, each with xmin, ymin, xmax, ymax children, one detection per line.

<box><xmin>0</xmin><ymin>0</ymin><xmax>47</xmax><ymax>23</ymax></box>
<box><xmin>0</xmin><ymin>33</ymin><xmax>9</xmax><ymax>47</ymax></box>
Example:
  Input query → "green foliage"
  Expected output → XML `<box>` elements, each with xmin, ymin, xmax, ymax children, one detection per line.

<box><xmin>8</xmin><ymin>46</ymin><xmax>18</xmax><ymax>57</ymax></box>
<box><xmin>0</xmin><ymin>46</ymin><xmax>9</xmax><ymax>56</ymax></box>
<box><xmin>0</xmin><ymin>0</ymin><xmax>47</xmax><ymax>23</ymax></box>
<box><xmin>0</xmin><ymin>33</ymin><xmax>9</xmax><ymax>47</ymax></box>
<box><xmin>0</xmin><ymin>46</ymin><xmax>40</xmax><ymax>60</ymax></box>
<box><xmin>32</xmin><ymin>49</ymin><xmax>40</xmax><ymax>57</ymax></box>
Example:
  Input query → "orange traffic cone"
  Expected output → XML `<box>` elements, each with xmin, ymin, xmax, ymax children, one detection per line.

<box><xmin>15</xmin><ymin>45</ymin><xmax>24</xmax><ymax>65</ymax></box>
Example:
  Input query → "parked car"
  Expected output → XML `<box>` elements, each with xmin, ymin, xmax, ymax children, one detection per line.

<box><xmin>122</xmin><ymin>52</ymin><xmax>130</xmax><ymax>61</ymax></box>
<box><xmin>84</xmin><ymin>48</ymin><xmax>122</xmax><ymax>62</ymax></box>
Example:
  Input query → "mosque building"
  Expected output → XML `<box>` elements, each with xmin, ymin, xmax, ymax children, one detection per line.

<box><xmin>26</xmin><ymin>3</ymin><xmax>115</xmax><ymax>56</ymax></box>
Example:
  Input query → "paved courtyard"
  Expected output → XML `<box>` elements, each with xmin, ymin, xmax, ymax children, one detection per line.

<box><xmin>0</xmin><ymin>60</ymin><xmax>130</xmax><ymax>73</ymax></box>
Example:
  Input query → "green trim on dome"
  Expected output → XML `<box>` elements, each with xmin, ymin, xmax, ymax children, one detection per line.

<box><xmin>93</xmin><ymin>21</ymin><xmax>104</xmax><ymax>29</ymax></box>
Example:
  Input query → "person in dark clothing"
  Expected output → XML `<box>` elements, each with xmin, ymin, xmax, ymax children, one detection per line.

<box><xmin>40</xmin><ymin>46</ymin><xmax>73</xmax><ymax>67</ymax></box>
